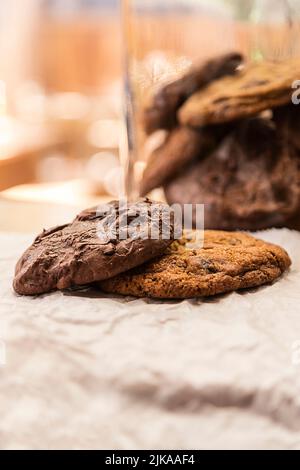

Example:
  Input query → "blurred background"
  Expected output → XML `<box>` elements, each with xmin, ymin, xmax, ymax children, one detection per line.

<box><xmin>0</xmin><ymin>0</ymin><xmax>122</xmax><ymax>222</ymax></box>
<box><xmin>1</xmin><ymin>0</ymin><xmax>299</xmax><ymax>230</ymax></box>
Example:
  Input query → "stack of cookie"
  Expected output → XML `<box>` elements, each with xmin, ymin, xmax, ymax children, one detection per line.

<box><xmin>140</xmin><ymin>53</ymin><xmax>300</xmax><ymax>231</ymax></box>
<box><xmin>13</xmin><ymin>199</ymin><xmax>291</xmax><ymax>299</ymax></box>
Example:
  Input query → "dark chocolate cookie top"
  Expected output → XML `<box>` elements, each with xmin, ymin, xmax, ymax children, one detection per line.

<box><xmin>13</xmin><ymin>198</ymin><xmax>176</xmax><ymax>295</ymax></box>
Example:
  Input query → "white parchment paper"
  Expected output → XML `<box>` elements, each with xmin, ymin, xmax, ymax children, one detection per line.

<box><xmin>1</xmin><ymin>229</ymin><xmax>300</xmax><ymax>450</ymax></box>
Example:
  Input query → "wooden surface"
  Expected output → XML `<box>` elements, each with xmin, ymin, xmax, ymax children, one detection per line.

<box><xmin>0</xmin><ymin>123</ymin><xmax>68</xmax><ymax>191</ymax></box>
<box><xmin>0</xmin><ymin>175</ymin><xmax>114</xmax><ymax>232</ymax></box>
<box><xmin>0</xmin><ymin>197</ymin><xmax>79</xmax><ymax>233</ymax></box>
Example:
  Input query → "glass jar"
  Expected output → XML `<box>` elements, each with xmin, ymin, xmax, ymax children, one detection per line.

<box><xmin>123</xmin><ymin>0</ymin><xmax>300</xmax><ymax>231</ymax></box>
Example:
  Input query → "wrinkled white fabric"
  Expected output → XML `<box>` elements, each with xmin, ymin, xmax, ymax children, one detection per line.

<box><xmin>0</xmin><ymin>229</ymin><xmax>300</xmax><ymax>450</ymax></box>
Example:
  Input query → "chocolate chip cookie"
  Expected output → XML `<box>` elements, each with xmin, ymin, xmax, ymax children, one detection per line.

<box><xmin>164</xmin><ymin>118</ymin><xmax>300</xmax><ymax>231</ymax></box>
<box><xmin>142</xmin><ymin>52</ymin><xmax>243</xmax><ymax>134</ymax></box>
<box><xmin>13</xmin><ymin>199</ymin><xmax>176</xmax><ymax>295</ymax></box>
<box><xmin>179</xmin><ymin>58</ymin><xmax>300</xmax><ymax>127</ymax></box>
<box><xmin>100</xmin><ymin>230</ymin><xmax>291</xmax><ymax>299</ymax></box>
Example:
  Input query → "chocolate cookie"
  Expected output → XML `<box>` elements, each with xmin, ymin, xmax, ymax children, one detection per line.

<box><xmin>100</xmin><ymin>230</ymin><xmax>291</xmax><ymax>299</ymax></box>
<box><xmin>164</xmin><ymin>118</ymin><xmax>300</xmax><ymax>231</ymax></box>
<box><xmin>273</xmin><ymin>103</ymin><xmax>300</xmax><ymax>151</ymax></box>
<box><xmin>142</xmin><ymin>52</ymin><xmax>243</xmax><ymax>134</ymax></box>
<box><xmin>139</xmin><ymin>126</ymin><xmax>215</xmax><ymax>196</ymax></box>
<box><xmin>13</xmin><ymin>199</ymin><xmax>176</xmax><ymax>295</ymax></box>
<box><xmin>179</xmin><ymin>58</ymin><xmax>300</xmax><ymax>127</ymax></box>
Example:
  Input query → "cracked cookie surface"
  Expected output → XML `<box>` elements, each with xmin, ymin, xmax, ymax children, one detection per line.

<box><xmin>13</xmin><ymin>199</ymin><xmax>175</xmax><ymax>295</ymax></box>
<box><xmin>179</xmin><ymin>58</ymin><xmax>300</xmax><ymax>126</ymax></box>
<box><xmin>100</xmin><ymin>230</ymin><xmax>291</xmax><ymax>299</ymax></box>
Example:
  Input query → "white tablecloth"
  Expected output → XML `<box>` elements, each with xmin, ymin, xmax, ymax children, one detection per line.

<box><xmin>1</xmin><ymin>229</ymin><xmax>300</xmax><ymax>450</ymax></box>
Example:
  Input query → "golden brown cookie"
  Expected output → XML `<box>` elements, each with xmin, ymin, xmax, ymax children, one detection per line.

<box><xmin>179</xmin><ymin>58</ymin><xmax>300</xmax><ymax>127</ymax></box>
<box><xmin>99</xmin><ymin>230</ymin><xmax>291</xmax><ymax>299</ymax></box>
